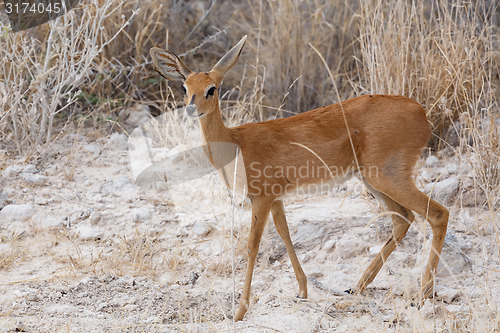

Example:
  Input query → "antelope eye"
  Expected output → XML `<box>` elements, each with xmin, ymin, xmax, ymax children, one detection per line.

<box><xmin>206</xmin><ymin>86</ymin><xmax>216</xmax><ymax>98</ymax></box>
<box><xmin>181</xmin><ymin>86</ymin><xmax>187</xmax><ymax>94</ymax></box>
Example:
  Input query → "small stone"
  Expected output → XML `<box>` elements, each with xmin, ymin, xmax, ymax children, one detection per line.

<box><xmin>420</xmin><ymin>169</ymin><xmax>433</xmax><ymax>182</ymax></box>
<box><xmin>192</xmin><ymin>221</ymin><xmax>210</xmax><ymax>237</ymax></box>
<box><xmin>108</xmin><ymin>133</ymin><xmax>128</xmax><ymax>150</ymax></box>
<box><xmin>425</xmin><ymin>156</ymin><xmax>439</xmax><ymax>167</ymax></box>
<box><xmin>458</xmin><ymin>210</ymin><xmax>472</xmax><ymax>224</ymax></box>
<box><xmin>435</xmin><ymin>286</ymin><xmax>461</xmax><ymax>303</ymax></box>
<box><xmin>90</xmin><ymin>211</ymin><xmax>101</xmax><ymax>225</ymax></box>
<box><xmin>446</xmin><ymin>163</ymin><xmax>458</xmax><ymax>174</ymax></box>
<box><xmin>21</xmin><ymin>173</ymin><xmax>48</xmax><ymax>186</ymax></box>
<box><xmin>84</xmin><ymin>144</ymin><xmax>101</xmax><ymax>157</ymax></box>
<box><xmin>308</xmin><ymin>269</ymin><xmax>324</xmax><ymax>278</ymax></box>
<box><xmin>334</xmin><ymin>235</ymin><xmax>369</xmax><ymax>259</ymax></box>
<box><xmin>424</xmin><ymin>177</ymin><xmax>459</xmax><ymax>205</ymax></box>
<box><xmin>0</xmin><ymin>203</ymin><xmax>34</xmax><ymax>222</ymax></box>
<box><xmin>132</xmin><ymin>207</ymin><xmax>151</xmax><ymax>222</ymax></box>
<box><xmin>14</xmin><ymin>319</ymin><xmax>27</xmax><ymax>332</ymax></box>
<box><xmin>112</xmin><ymin>175</ymin><xmax>131</xmax><ymax>190</ymax></box>
<box><xmin>295</xmin><ymin>224</ymin><xmax>325</xmax><ymax>244</ymax></box>
<box><xmin>369</xmin><ymin>245</ymin><xmax>383</xmax><ymax>256</ymax></box>
<box><xmin>77</xmin><ymin>224</ymin><xmax>104</xmax><ymax>241</ymax></box>
<box><xmin>2</xmin><ymin>164</ymin><xmax>25</xmax><ymax>178</ymax></box>
<box><xmin>323</xmin><ymin>239</ymin><xmax>336</xmax><ymax>252</ymax></box>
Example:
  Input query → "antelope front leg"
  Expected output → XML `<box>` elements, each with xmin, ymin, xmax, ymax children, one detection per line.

<box><xmin>235</xmin><ymin>197</ymin><xmax>273</xmax><ymax>321</ymax></box>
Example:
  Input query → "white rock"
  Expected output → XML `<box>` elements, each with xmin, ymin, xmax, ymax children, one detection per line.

<box><xmin>132</xmin><ymin>207</ymin><xmax>151</xmax><ymax>222</ymax></box>
<box><xmin>90</xmin><ymin>211</ymin><xmax>101</xmax><ymax>225</ymax></box>
<box><xmin>3</xmin><ymin>164</ymin><xmax>38</xmax><ymax>178</ymax></box>
<box><xmin>294</xmin><ymin>224</ymin><xmax>325</xmax><ymax>244</ymax></box>
<box><xmin>420</xmin><ymin>169</ymin><xmax>433</xmax><ymax>182</ymax></box>
<box><xmin>192</xmin><ymin>221</ymin><xmax>210</xmax><ymax>237</ymax></box>
<box><xmin>425</xmin><ymin>156</ymin><xmax>439</xmax><ymax>167</ymax></box>
<box><xmin>334</xmin><ymin>234</ymin><xmax>369</xmax><ymax>259</ymax></box>
<box><xmin>20</xmin><ymin>173</ymin><xmax>48</xmax><ymax>186</ymax></box>
<box><xmin>446</xmin><ymin>163</ymin><xmax>458</xmax><ymax>174</ymax></box>
<box><xmin>424</xmin><ymin>177</ymin><xmax>459</xmax><ymax>204</ymax></box>
<box><xmin>40</xmin><ymin>216</ymin><xmax>63</xmax><ymax>229</ymax></box>
<box><xmin>108</xmin><ymin>133</ymin><xmax>128</xmax><ymax>150</ymax></box>
<box><xmin>300</xmin><ymin>254</ymin><xmax>311</xmax><ymax>263</ymax></box>
<box><xmin>458</xmin><ymin>210</ymin><xmax>472</xmax><ymax>224</ymax></box>
<box><xmin>369</xmin><ymin>244</ymin><xmax>383</xmax><ymax>256</ymax></box>
<box><xmin>308</xmin><ymin>269</ymin><xmax>324</xmax><ymax>278</ymax></box>
<box><xmin>323</xmin><ymin>239</ymin><xmax>336</xmax><ymax>252</ymax></box>
<box><xmin>84</xmin><ymin>144</ymin><xmax>101</xmax><ymax>157</ymax></box>
<box><xmin>435</xmin><ymin>286</ymin><xmax>461</xmax><ymax>303</ymax></box>
<box><xmin>77</xmin><ymin>224</ymin><xmax>104</xmax><ymax>241</ymax></box>
<box><xmin>112</xmin><ymin>175</ymin><xmax>131</xmax><ymax>190</ymax></box>
<box><xmin>23</xmin><ymin>164</ymin><xmax>37</xmax><ymax>173</ymax></box>
<box><xmin>0</xmin><ymin>204</ymin><xmax>34</xmax><ymax>222</ymax></box>
<box><xmin>438</xmin><ymin>232</ymin><xmax>470</xmax><ymax>277</ymax></box>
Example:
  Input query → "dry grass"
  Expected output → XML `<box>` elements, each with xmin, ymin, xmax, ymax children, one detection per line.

<box><xmin>0</xmin><ymin>0</ymin><xmax>499</xmax><ymax>331</ymax></box>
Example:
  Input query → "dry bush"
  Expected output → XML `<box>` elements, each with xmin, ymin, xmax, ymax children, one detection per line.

<box><xmin>0</xmin><ymin>0</ymin><xmax>135</xmax><ymax>158</ymax></box>
<box><xmin>237</xmin><ymin>0</ymin><xmax>358</xmax><ymax>120</ymax></box>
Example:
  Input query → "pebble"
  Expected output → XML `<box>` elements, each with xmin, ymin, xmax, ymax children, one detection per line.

<box><xmin>435</xmin><ymin>286</ymin><xmax>461</xmax><ymax>303</ymax></box>
<box><xmin>294</xmin><ymin>224</ymin><xmax>325</xmax><ymax>244</ymax></box>
<box><xmin>425</xmin><ymin>156</ymin><xmax>439</xmax><ymax>167</ymax></box>
<box><xmin>300</xmin><ymin>254</ymin><xmax>311</xmax><ymax>263</ymax></box>
<box><xmin>132</xmin><ymin>207</ymin><xmax>152</xmax><ymax>222</ymax></box>
<box><xmin>108</xmin><ymin>133</ymin><xmax>128</xmax><ymax>150</ymax></box>
<box><xmin>424</xmin><ymin>176</ymin><xmax>459</xmax><ymax>204</ymax></box>
<box><xmin>446</xmin><ymin>163</ymin><xmax>458</xmax><ymax>174</ymax></box>
<box><xmin>192</xmin><ymin>220</ymin><xmax>210</xmax><ymax>237</ymax></box>
<box><xmin>21</xmin><ymin>173</ymin><xmax>48</xmax><ymax>186</ymax></box>
<box><xmin>77</xmin><ymin>224</ymin><xmax>104</xmax><ymax>241</ymax></box>
<box><xmin>90</xmin><ymin>211</ymin><xmax>102</xmax><ymax>225</ymax></box>
<box><xmin>0</xmin><ymin>203</ymin><xmax>34</xmax><ymax>222</ymax></box>
<box><xmin>322</xmin><ymin>239</ymin><xmax>336</xmax><ymax>252</ymax></box>
<box><xmin>420</xmin><ymin>169</ymin><xmax>433</xmax><ymax>182</ymax></box>
<box><xmin>84</xmin><ymin>144</ymin><xmax>101</xmax><ymax>157</ymax></box>
<box><xmin>2</xmin><ymin>164</ymin><xmax>36</xmax><ymax>179</ymax></box>
<box><xmin>334</xmin><ymin>234</ymin><xmax>369</xmax><ymax>259</ymax></box>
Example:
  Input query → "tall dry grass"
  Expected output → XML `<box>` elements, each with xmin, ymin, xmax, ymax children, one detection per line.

<box><xmin>355</xmin><ymin>0</ymin><xmax>499</xmax><ymax>208</ymax></box>
<box><xmin>0</xmin><ymin>0</ymin><xmax>498</xmax><ymax>329</ymax></box>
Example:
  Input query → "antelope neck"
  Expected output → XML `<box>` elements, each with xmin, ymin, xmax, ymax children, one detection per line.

<box><xmin>198</xmin><ymin>103</ymin><xmax>234</xmax><ymax>144</ymax></box>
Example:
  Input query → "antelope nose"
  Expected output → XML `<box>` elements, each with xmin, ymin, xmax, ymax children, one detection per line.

<box><xmin>186</xmin><ymin>94</ymin><xmax>197</xmax><ymax>116</ymax></box>
<box><xmin>186</xmin><ymin>104</ymin><xmax>197</xmax><ymax>116</ymax></box>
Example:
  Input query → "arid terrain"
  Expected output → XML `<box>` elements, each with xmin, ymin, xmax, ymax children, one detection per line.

<box><xmin>1</xmin><ymin>0</ymin><xmax>498</xmax><ymax>332</ymax></box>
<box><xmin>0</xmin><ymin>110</ymin><xmax>498</xmax><ymax>332</ymax></box>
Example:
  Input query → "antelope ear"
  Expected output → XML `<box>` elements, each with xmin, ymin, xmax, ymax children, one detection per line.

<box><xmin>211</xmin><ymin>35</ymin><xmax>247</xmax><ymax>78</ymax></box>
<box><xmin>150</xmin><ymin>47</ymin><xmax>193</xmax><ymax>81</ymax></box>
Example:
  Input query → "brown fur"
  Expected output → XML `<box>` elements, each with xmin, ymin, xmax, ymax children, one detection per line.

<box><xmin>151</xmin><ymin>36</ymin><xmax>449</xmax><ymax>321</ymax></box>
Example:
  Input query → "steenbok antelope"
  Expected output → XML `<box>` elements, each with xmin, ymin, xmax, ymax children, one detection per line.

<box><xmin>150</xmin><ymin>36</ymin><xmax>449</xmax><ymax>321</ymax></box>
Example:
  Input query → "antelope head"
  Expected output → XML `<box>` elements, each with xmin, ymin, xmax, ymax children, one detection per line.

<box><xmin>150</xmin><ymin>36</ymin><xmax>247</xmax><ymax>118</ymax></box>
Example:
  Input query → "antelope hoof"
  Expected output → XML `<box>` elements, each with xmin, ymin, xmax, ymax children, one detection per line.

<box><xmin>234</xmin><ymin>302</ymin><xmax>248</xmax><ymax>322</ymax></box>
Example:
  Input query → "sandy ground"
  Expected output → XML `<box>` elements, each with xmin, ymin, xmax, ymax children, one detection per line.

<box><xmin>0</xmin><ymin>114</ymin><xmax>499</xmax><ymax>332</ymax></box>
